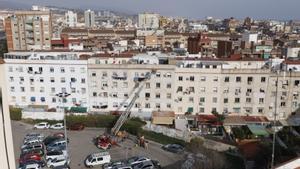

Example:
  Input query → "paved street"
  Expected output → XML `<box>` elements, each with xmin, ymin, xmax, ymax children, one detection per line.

<box><xmin>12</xmin><ymin>121</ymin><xmax>184</xmax><ymax>169</ymax></box>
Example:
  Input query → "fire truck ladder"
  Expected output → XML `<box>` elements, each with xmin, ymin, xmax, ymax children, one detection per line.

<box><xmin>111</xmin><ymin>71</ymin><xmax>154</xmax><ymax>135</ymax></box>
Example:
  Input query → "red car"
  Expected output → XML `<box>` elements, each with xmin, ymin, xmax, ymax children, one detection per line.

<box><xmin>67</xmin><ymin>123</ymin><xmax>85</xmax><ymax>130</ymax></box>
<box><xmin>19</xmin><ymin>153</ymin><xmax>42</xmax><ymax>164</ymax></box>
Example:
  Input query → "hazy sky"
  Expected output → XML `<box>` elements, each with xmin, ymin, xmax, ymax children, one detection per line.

<box><xmin>8</xmin><ymin>0</ymin><xmax>300</xmax><ymax>20</ymax></box>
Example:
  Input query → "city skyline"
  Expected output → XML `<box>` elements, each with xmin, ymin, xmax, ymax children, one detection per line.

<box><xmin>1</xmin><ymin>0</ymin><xmax>300</xmax><ymax>20</ymax></box>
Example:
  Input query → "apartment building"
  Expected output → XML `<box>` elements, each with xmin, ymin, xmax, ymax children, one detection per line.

<box><xmin>65</xmin><ymin>11</ymin><xmax>77</xmax><ymax>27</ymax></box>
<box><xmin>84</xmin><ymin>9</ymin><xmax>95</xmax><ymax>28</ymax></box>
<box><xmin>3</xmin><ymin>51</ymin><xmax>90</xmax><ymax>109</ymax></box>
<box><xmin>138</xmin><ymin>13</ymin><xmax>160</xmax><ymax>29</ymax></box>
<box><xmin>4</xmin><ymin>11</ymin><xmax>52</xmax><ymax>51</ymax></box>
<box><xmin>2</xmin><ymin>51</ymin><xmax>300</xmax><ymax>120</ymax></box>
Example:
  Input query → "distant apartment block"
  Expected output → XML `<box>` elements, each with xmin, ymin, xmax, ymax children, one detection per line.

<box><xmin>138</xmin><ymin>13</ymin><xmax>160</xmax><ymax>30</ymax></box>
<box><xmin>65</xmin><ymin>11</ymin><xmax>77</xmax><ymax>27</ymax></box>
<box><xmin>84</xmin><ymin>9</ymin><xmax>95</xmax><ymax>28</ymax></box>
<box><xmin>4</xmin><ymin>11</ymin><xmax>52</xmax><ymax>51</ymax></box>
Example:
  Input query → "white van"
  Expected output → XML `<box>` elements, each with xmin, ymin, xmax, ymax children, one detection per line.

<box><xmin>84</xmin><ymin>152</ymin><xmax>111</xmax><ymax>167</ymax></box>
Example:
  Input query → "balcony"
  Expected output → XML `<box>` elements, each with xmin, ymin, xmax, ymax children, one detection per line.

<box><xmin>112</xmin><ymin>74</ymin><xmax>127</xmax><ymax>80</ymax></box>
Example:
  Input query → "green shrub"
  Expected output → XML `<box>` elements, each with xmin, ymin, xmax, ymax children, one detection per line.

<box><xmin>66</xmin><ymin>114</ymin><xmax>118</xmax><ymax>128</ymax></box>
<box><xmin>9</xmin><ymin>107</ymin><xmax>22</xmax><ymax>121</ymax></box>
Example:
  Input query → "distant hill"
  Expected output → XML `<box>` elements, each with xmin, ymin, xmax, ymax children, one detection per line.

<box><xmin>0</xmin><ymin>1</ymin><xmax>31</xmax><ymax>9</ymax></box>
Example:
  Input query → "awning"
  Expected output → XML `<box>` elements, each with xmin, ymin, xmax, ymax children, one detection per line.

<box><xmin>187</xmin><ymin>107</ymin><xmax>193</xmax><ymax>113</ymax></box>
<box><xmin>70</xmin><ymin>107</ymin><xmax>87</xmax><ymax>113</ymax></box>
<box><xmin>247</xmin><ymin>125</ymin><xmax>269</xmax><ymax>136</ymax></box>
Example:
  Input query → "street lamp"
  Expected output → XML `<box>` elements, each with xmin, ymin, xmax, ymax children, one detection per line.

<box><xmin>271</xmin><ymin>70</ymin><xmax>279</xmax><ymax>169</ymax></box>
<box><xmin>56</xmin><ymin>92</ymin><xmax>71</xmax><ymax>159</ymax></box>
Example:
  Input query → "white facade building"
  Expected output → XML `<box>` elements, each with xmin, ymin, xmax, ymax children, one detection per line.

<box><xmin>286</xmin><ymin>47</ymin><xmax>300</xmax><ymax>58</ymax></box>
<box><xmin>138</xmin><ymin>13</ymin><xmax>160</xmax><ymax>29</ymax></box>
<box><xmin>84</xmin><ymin>9</ymin><xmax>95</xmax><ymax>28</ymax></box>
<box><xmin>3</xmin><ymin>52</ymin><xmax>90</xmax><ymax>110</ymax></box>
<box><xmin>65</xmin><ymin>11</ymin><xmax>77</xmax><ymax>27</ymax></box>
<box><xmin>3</xmin><ymin>51</ymin><xmax>300</xmax><ymax>120</ymax></box>
<box><xmin>242</xmin><ymin>32</ymin><xmax>258</xmax><ymax>43</ymax></box>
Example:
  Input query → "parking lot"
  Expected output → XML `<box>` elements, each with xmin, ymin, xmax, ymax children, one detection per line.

<box><xmin>12</xmin><ymin>121</ymin><xmax>184</xmax><ymax>168</ymax></box>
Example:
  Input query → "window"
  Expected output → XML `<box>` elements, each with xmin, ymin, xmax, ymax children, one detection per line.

<box><xmin>143</xmin><ymin>103</ymin><xmax>150</xmax><ymax>108</ymax></box>
<box><xmin>155</xmin><ymin>93</ymin><xmax>160</xmax><ymax>98</ymax></box>
<box><xmin>70</xmin><ymin>67</ymin><xmax>75</xmax><ymax>72</ymax></box>
<box><xmin>156</xmin><ymin>103</ymin><xmax>160</xmax><ymax>109</ymax></box>
<box><xmin>50</xmin><ymin>77</ymin><xmax>55</xmax><ymax>83</ymax></box>
<box><xmin>113</xmin><ymin>82</ymin><xmax>118</xmax><ymax>88</ymax></box>
<box><xmin>212</xmin><ymin>97</ymin><xmax>217</xmax><ymax>103</ymax></box>
<box><xmin>10</xmin><ymin>87</ymin><xmax>15</xmax><ymax>92</ymax></box>
<box><xmin>30</xmin><ymin>87</ymin><xmax>35</xmax><ymax>92</ymax></box>
<box><xmin>113</xmin><ymin>102</ymin><xmax>118</xmax><ymax>108</ymax></box>
<box><xmin>71</xmin><ymin>88</ymin><xmax>76</xmax><ymax>93</ymax></box>
<box><xmin>200</xmin><ymin>76</ymin><xmax>206</xmax><ymax>81</ymax></box>
<box><xmin>156</xmin><ymin>72</ymin><xmax>160</xmax><ymax>77</ymax></box>
<box><xmin>167</xmin><ymin>104</ymin><xmax>171</xmax><ymax>108</ymax></box>
<box><xmin>39</xmin><ymin>78</ymin><xmax>44</xmax><ymax>83</ymax></box>
<box><xmin>61</xmin><ymin>78</ymin><xmax>65</xmax><ymax>83</ymax></box>
<box><xmin>167</xmin><ymin>83</ymin><xmax>171</xmax><ymax>88</ymax></box>
<box><xmin>200</xmin><ymin>87</ymin><xmax>205</xmax><ymax>92</ymax></box>
<box><xmin>236</xmin><ymin>76</ymin><xmax>241</xmax><ymax>82</ymax></box>
<box><xmin>200</xmin><ymin>97</ymin><xmax>205</xmax><ymax>103</ymax></box>
<box><xmin>71</xmin><ymin>78</ymin><xmax>76</xmax><ymax>83</ymax></box>
<box><xmin>224</xmin><ymin>98</ymin><xmax>228</xmax><ymax>103</ymax></box>
<box><xmin>41</xmin><ymin>97</ymin><xmax>45</xmax><ymax>102</ymax></box>
<box><xmin>190</xmin><ymin>76</ymin><xmax>195</xmax><ymax>81</ymax></box>
<box><xmin>246</xmin><ymin>98</ymin><xmax>251</xmax><ymax>103</ymax></box>
<box><xmin>178</xmin><ymin>76</ymin><xmax>183</xmax><ymax>81</ymax></box>
<box><xmin>294</xmin><ymin>80</ymin><xmax>300</xmax><ymax>86</ymax></box>
<box><xmin>261</xmin><ymin>77</ymin><xmax>266</xmax><ymax>83</ymax></box>
<box><xmin>189</xmin><ymin>97</ymin><xmax>194</xmax><ymax>102</ymax></box>
<box><xmin>247</xmin><ymin>77</ymin><xmax>253</xmax><ymax>83</ymax></box>
<box><xmin>145</xmin><ymin>93</ymin><xmax>150</xmax><ymax>98</ymax></box>
<box><xmin>258</xmin><ymin>108</ymin><xmax>264</xmax><ymax>113</ymax></box>
<box><xmin>167</xmin><ymin>93</ymin><xmax>171</xmax><ymax>99</ymax></box>
<box><xmin>50</xmin><ymin>67</ymin><xmax>54</xmax><ymax>72</ymax></box>
<box><xmin>259</xmin><ymin>98</ymin><xmax>264</xmax><ymax>104</ymax></box>
<box><xmin>51</xmin><ymin>87</ymin><xmax>55</xmax><ymax>93</ymax></box>
<box><xmin>18</xmin><ymin>66</ymin><xmax>23</xmax><ymax>72</ymax></box>
<box><xmin>60</xmin><ymin>67</ymin><xmax>65</xmax><ymax>73</ymax></box>
<box><xmin>233</xmin><ymin>107</ymin><xmax>241</xmax><ymax>113</ymax></box>
<box><xmin>156</xmin><ymin>83</ymin><xmax>160</xmax><ymax>88</ymax></box>
<box><xmin>8</xmin><ymin>66</ymin><xmax>13</xmax><ymax>72</ymax></box>
<box><xmin>40</xmin><ymin>87</ymin><xmax>44</xmax><ymax>93</ymax></box>
<box><xmin>177</xmin><ymin>86</ymin><xmax>183</xmax><ymax>92</ymax></box>
<box><xmin>213</xmin><ymin>87</ymin><xmax>218</xmax><ymax>93</ymax></box>
<box><xmin>80</xmin><ymin>68</ymin><xmax>86</xmax><ymax>73</ymax></box>
<box><xmin>20</xmin><ymin>87</ymin><xmax>25</xmax><ymax>92</ymax></box>
<box><xmin>280</xmin><ymin>102</ymin><xmax>286</xmax><ymax>107</ymax></box>
<box><xmin>9</xmin><ymin>77</ymin><xmax>14</xmax><ymax>82</ymax></box>
<box><xmin>92</xmin><ymin>72</ymin><xmax>96</xmax><ymax>77</ymax></box>
<box><xmin>146</xmin><ymin>83</ymin><xmax>150</xmax><ymax>89</ymax></box>
<box><xmin>81</xmin><ymin>78</ymin><xmax>85</xmax><ymax>84</ymax></box>
<box><xmin>21</xmin><ymin>96</ymin><xmax>26</xmax><ymax>102</ymax></box>
<box><xmin>224</xmin><ymin>76</ymin><xmax>229</xmax><ymax>82</ymax></box>
<box><xmin>52</xmin><ymin>98</ymin><xmax>56</xmax><ymax>103</ymax></box>
<box><xmin>234</xmin><ymin>98</ymin><xmax>240</xmax><ymax>103</ymax></box>
<box><xmin>20</xmin><ymin>77</ymin><xmax>24</xmax><ymax>82</ymax></box>
<box><xmin>93</xmin><ymin>92</ymin><xmax>97</xmax><ymax>97</ymax></box>
<box><xmin>213</xmin><ymin>77</ymin><xmax>218</xmax><ymax>82</ymax></box>
<box><xmin>200</xmin><ymin>107</ymin><xmax>205</xmax><ymax>113</ymax></box>
<box><xmin>81</xmin><ymin>88</ymin><xmax>86</xmax><ymax>94</ymax></box>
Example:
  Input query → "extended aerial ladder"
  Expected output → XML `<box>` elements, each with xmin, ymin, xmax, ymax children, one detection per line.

<box><xmin>111</xmin><ymin>70</ymin><xmax>155</xmax><ymax>135</ymax></box>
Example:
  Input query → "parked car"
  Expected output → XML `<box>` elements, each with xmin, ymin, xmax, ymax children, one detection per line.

<box><xmin>43</xmin><ymin>136</ymin><xmax>66</xmax><ymax>146</ymax></box>
<box><xmin>24</xmin><ymin>133</ymin><xmax>44</xmax><ymax>140</ymax></box>
<box><xmin>67</xmin><ymin>123</ymin><xmax>85</xmax><ymax>130</ymax></box>
<box><xmin>33</xmin><ymin>122</ymin><xmax>50</xmax><ymax>129</ymax></box>
<box><xmin>46</xmin><ymin>150</ymin><xmax>66</xmax><ymax>161</ymax></box>
<box><xmin>50</xmin><ymin>123</ymin><xmax>64</xmax><ymax>130</ymax></box>
<box><xmin>161</xmin><ymin>144</ymin><xmax>184</xmax><ymax>153</ymax></box>
<box><xmin>132</xmin><ymin>160</ymin><xmax>155</xmax><ymax>169</ymax></box>
<box><xmin>19</xmin><ymin>153</ymin><xmax>42</xmax><ymax>164</ymax></box>
<box><xmin>103</xmin><ymin>161</ymin><xmax>130</xmax><ymax>169</ymax></box>
<box><xmin>19</xmin><ymin>160</ymin><xmax>46</xmax><ymax>168</ymax></box>
<box><xmin>46</xmin><ymin>139</ymin><xmax>67</xmax><ymax>151</ymax></box>
<box><xmin>18</xmin><ymin>163</ymin><xmax>41</xmax><ymax>169</ymax></box>
<box><xmin>151</xmin><ymin>160</ymin><xmax>161</xmax><ymax>169</ymax></box>
<box><xmin>23</xmin><ymin>137</ymin><xmax>43</xmax><ymax>145</ymax></box>
<box><xmin>47</xmin><ymin>156</ymin><xmax>70</xmax><ymax>168</ymax></box>
<box><xmin>127</xmin><ymin>156</ymin><xmax>151</xmax><ymax>166</ymax></box>
<box><xmin>84</xmin><ymin>152</ymin><xmax>111</xmax><ymax>167</ymax></box>
<box><xmin>20</xmin><ymin>149</ymin><xmax>45</xmax><ymax>157</ymax></box>
<box><xmin>21</xmin><ymin>139</ymin><xmax>42</xmax><ymax>149</ymax></box>
<box><xmin>21</xmin><ymin>143</ymin><xmax>44</xmax><ymax>154</ymax></box>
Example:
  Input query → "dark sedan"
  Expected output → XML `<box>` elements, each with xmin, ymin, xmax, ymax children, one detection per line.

<box><xmin>162</xmin><ymin>144</ymin><xmax>184</xmax><ymax>153</ymax></box>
